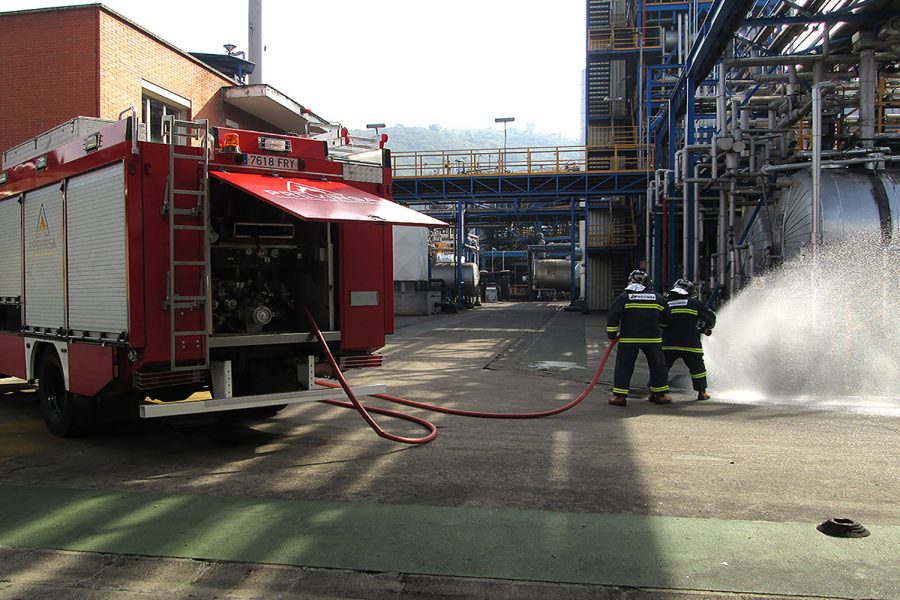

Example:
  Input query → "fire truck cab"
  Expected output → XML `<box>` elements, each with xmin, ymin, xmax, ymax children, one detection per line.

<box><xmin>0</xmin><ymin>112</ymin><xmax>443</xmax><ymax>435</ymax></box>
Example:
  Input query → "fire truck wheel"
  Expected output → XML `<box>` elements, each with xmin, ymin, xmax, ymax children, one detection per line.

<box><xmin>38</xmin><ymin>354</ymin><xmax>80</xmax><ymax>437</ymax></box>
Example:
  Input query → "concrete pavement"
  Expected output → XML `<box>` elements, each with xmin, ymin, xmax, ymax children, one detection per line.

<box><xmin>1</xmin><ymin>301</ymin><xmax>898</xmax><ymax>599</ymax></box>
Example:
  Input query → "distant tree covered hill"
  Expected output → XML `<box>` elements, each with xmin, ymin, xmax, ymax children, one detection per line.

<box><xmin>350</xmin><ymin>124</ymin><xmax>580</xmax><ymax>152</ymax></box>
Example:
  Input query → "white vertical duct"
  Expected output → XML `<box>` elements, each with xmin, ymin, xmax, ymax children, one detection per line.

<box><xmin>811</xmin><ymin>82</ymin><xmax>834</xmax><ymax>256</ymax></box>
<box><xmin>248</xmin><ymin>0</ymin><xmax>263</xmax><ymax>85</ymax></box>
<box><xmin>859</xmin><ymin>47</ymin><xmax>876</xmax><ymax>149</ymax></box>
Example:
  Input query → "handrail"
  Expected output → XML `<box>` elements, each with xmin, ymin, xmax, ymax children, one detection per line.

<box><xmin>391</xmin><ymin>145</ymin><xmax>653</xmax><ymax>178</ymax></box>
<box><xmin>588</xmin><ymin>125</ymin><xmax>642</xmax><ymax>145</ymax></box>
<box><xmin>117</xmin><ymin>105</ymin><xmax>139</xmax><ymax>155</ymax></box>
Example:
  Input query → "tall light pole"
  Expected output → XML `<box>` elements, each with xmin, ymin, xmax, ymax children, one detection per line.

<box><xmin>495</xmin><ymin>116</ymin><xmax>514</xmax><ymax>171</ymax></box>
<box><xmin>366</xmin><ymin>123</ymin><xmax>386</xmax><ymax>136</ymax></box>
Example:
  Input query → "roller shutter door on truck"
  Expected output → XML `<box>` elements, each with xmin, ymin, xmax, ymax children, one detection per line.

<box><xmin>66</xmin><ymin>162</ymin><xmax>128</xmax><ymax>337</ymax></box>
<box><xmin>0</xmin><ymin>195</ymin><xmax>22</xmax><ymax>302</ymax></box>
<box><xmin>24</xmin><ymin>183</ymin><xmax>66</xmax><ymax>330</ymax></box>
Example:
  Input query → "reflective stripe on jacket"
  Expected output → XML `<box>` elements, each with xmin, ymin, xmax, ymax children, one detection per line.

<box><xmin>661</xmin><ymin>296</ymin><xmax>716</xmax><ymax>350</ymax></box>
<box><xmin>607</xmin><ymin>291</ymin><xmax>670</xmax><ymax>343</ymax></box>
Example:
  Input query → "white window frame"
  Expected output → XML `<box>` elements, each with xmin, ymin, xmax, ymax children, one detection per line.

<box><xmin>141</xmin><ymin>81</ymin><xmax>191</xmax><ymax>143</ymax></box>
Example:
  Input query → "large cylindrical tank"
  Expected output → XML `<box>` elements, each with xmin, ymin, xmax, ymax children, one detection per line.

<box><xmin>432</xmin><ymin>262</ymin><xmax>480</xmax><ymax>296</ymax></box>
<box><xmin>775</xmin><ymin>170</ymin><xmax>900</xmax><ymax>259</ymax></box>
<box><xmin>739</xmin><ymin>200</ymin><xmax>776</xmax><ymax>278</ymax></box>
<box><xmin>532</xmin><ymin>259</ymin><xmax>574</xmax><ymax>291</ymax></box>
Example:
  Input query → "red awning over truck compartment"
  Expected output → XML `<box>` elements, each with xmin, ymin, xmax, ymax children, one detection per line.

<box><xmin>210</xmin><ymin>171</ymin><xmax>445</xmax><ymax>227</ymax></box>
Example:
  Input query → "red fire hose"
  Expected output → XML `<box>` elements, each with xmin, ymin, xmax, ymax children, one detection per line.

<box><xmin>302</xmin><ymin>307</ymin><xmax>618</xmax><ymax>445</ymax></box>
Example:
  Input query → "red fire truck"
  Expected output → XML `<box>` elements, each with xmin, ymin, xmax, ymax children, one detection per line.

<box><xmin>0</xmin><ymin>111</ymin><xmax>442</xmax><ymax>435</ymax></box>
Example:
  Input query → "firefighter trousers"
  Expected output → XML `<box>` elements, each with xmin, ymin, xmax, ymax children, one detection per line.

<box><xmin>664</xmin><ymin>349</ymin><xmax>708</xmax><ymax>391</ymax></box>
<box><xmin>612</xmin><ymin>343</ymin><xmax>669</xmax><ymax>397</ymax></box>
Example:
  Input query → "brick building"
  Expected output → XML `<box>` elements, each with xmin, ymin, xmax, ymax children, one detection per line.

<box><xmin>0</xmin><ymin>3</ymin><xmax>324</xmax><ymax>157</ymax></box>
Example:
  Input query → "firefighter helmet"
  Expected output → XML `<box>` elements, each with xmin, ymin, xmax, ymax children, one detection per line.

<box><xmin>627</xmin><ymin>269</ymin><xmax>651</xmax><ymax>288</ymax></box>
<box><xmin>670</xmin><ymin>278</ymin><xmax>695</xmax><ymax>297</ymax></box>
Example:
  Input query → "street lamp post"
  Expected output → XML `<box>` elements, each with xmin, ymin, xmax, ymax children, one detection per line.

<box><xmin>494</xmin><ymin>116</ymin><xmax>514</xmax><ymax>172</ymax></box>
<box><xmin>366</xmin><ymin>123</ymin><xmax>386</xmax><ymax>136</ymax></box>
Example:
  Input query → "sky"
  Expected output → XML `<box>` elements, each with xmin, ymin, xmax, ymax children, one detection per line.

<box><xmin>3</xmin><ymin>0</ymin><xmax>586</xmax><ymax>139</ymax></box>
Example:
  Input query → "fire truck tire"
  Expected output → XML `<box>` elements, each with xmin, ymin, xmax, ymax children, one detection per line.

<box><xmin>38</xmin><ymin>354</ymin><xmax>80</xmax><ymax>437</ymax></box>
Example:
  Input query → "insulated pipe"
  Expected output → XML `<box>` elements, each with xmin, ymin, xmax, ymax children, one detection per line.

<box><xmin>646</xmin><ymin>182</ymin><xmax>653</xmax><ymax>267</ymax></box>
<box><xmin>794</xmin><ymin>146</ymin><xmax>892</xmax><ymax>159</ymax></box>
<box><xmin>767</xmin><ymin>109</ymin><xmax>777</xmax><ymax>162</ymax></box>
<box><xmin>813</xmin><ymin>59</ymin><xmax>823</xmax><ymax>86</ymax></box>
<box><xmin>727</xmin><ymin>178</ymin><xmax>737</xmax><ymax>298</ymax></box>
<box><xmin>677</xmin><ymin>14</ymin><xmax>683</xmax><ymax>66</ymax></box>
<box><xmin>749</xmin><ymin>139</ymin><xmax>757</xmax><ymax>174</ymax></box>
<box><xmin>761</xmin><ymin>154</ymin><xmax>900</xmax><ymax>173</ymax></box>
<box><xmin>675</xmin><ymin>150</ymin><xmax>683</xmax><ymax>184</ymax></box>
<box><xmin>717</xmin><ymin>65</ymin><xmax>726</xmax><ymax>130</ymax></box>
<box><xmin>694</xmin><ymin>162</ymin><xmax>702</xmax><ymax>281</ymax></box>
<box><xmin>812</xmin><ymin>82</ymin><xmax>835</xmax><ymax>255</ymax></box>
<box><xmin>777</xmin><ymin>98</ymin><xmax>812</xmax><ymax>129</ymax></box>
<box><xmin>714</xmin><ymin>64</ymin><xmax>726</xmax><ymax>181</ymax></box>
<box><xmin>683</xmin><ymin>150</ymin><xmax>689</xmax><ymax>279</ymax></box>
<box><xmin>723</xmin><ymin>54</ymin><xmax>873</xmax><ymax>67</ymax></box>
<box><xmin>788</xmin><ymin>66</ymin><xmax>800</xmax><ymax>96</ymax></box>
<box><xmin>717</xmin><ymin>189</ymin><xmax>727</xmax><ymax>295</ymax></box>
<box><xmin>731</xmin><ymin>97</ymin><xmax>741</xmax><ymax>144</ymax></box>
<box><xmin>859</xmin><ymin>45</ymin><xmax>876</xmax><ymax>149</ymax></box>
<box><xmin>650</xmin><ymin>196</ymin><xmax>658</xmax><ymax>283</ymax></box>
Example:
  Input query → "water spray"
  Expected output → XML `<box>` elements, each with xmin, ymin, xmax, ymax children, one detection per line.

<box><xmin>704</xmin><ymin>236</ymin><xmax>899</xmax><ymax>409</ymax></box>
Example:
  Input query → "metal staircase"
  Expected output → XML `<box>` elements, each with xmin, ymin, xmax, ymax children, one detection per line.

<box><xmin>162</xmin><ymin>116</ymin><xmax>212</xmax><ymax>373</ymax></box>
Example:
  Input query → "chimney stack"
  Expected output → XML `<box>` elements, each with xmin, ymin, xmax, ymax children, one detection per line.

<box><xmin>248</xmin><ymin>0</ymin><xmax>262</xmax><ymax>84</ymax></box>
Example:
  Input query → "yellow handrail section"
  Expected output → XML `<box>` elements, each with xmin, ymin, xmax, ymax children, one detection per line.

<box><xmin>644</xmin><ymin>0</ymin><xmax>712</xmax><ymax>5</ymax></box>
<box><xmin>391</xmin><ymin>145</ymin><xmax>653</xmax><ymax>178</ymax></box>
<box><xmin>588</xmin><ymin>26</ymin><xmax>663</xmax><ymax>52</ymax></box>
<box><xmin>588</xmin><ymin>125</ymin><xmax>642</xmax><ymax>146</ymax></box>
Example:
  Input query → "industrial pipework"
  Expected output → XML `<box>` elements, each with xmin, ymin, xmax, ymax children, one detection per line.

<box><xmin>647</xmin><ymin>1</ymin><xmax>900</xmax><ymax>303</ymax></box>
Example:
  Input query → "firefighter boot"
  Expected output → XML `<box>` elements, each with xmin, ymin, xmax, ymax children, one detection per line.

<box><xmin>609</xmin><ymin>395</ymin><xmax>627</xmax><ymax>406</ymax></box>
<box><xmin>697</xmin><ymin>390</ymin><xmax>711</xmax><ymax>401</ymax></box>
<box><xmin>648</xmin><ymin>393</ymin><xmax>672</xmax><ymax>404</ymax></box>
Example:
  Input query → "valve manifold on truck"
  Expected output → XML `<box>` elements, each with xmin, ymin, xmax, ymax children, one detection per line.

<box><xmin>0</xmin><ymin>113</ymin><xmax>443</xmax><ymax>435</ymax></box>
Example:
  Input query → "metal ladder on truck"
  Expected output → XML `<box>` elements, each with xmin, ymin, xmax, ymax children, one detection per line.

<box><xmin>163</xmin><ymin>116</ymin><xmax>212</xmax><ymax>374</ymax></box>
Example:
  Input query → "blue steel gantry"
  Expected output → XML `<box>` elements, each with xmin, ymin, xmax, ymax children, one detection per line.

<box><xmin>392</xmin><ymin>0</ymin><xmax>893</xmax><ymax>308</ymax></box>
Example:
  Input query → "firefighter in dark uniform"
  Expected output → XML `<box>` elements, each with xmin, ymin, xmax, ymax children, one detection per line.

<box><xmin>607</xmin><ymin>269</ymin><xmax>672</xmax><ymax>406</ymax></box>
<box><xmin>663</xmin><ymin>279</ymin><xmax>717</xmax><ymax>400</ymax></box>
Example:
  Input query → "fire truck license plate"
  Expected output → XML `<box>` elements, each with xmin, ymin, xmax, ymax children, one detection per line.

<box><xmin>243</xmin><ymin>154</ymin><xmax>299</xmax><ymax>170</ymax></box>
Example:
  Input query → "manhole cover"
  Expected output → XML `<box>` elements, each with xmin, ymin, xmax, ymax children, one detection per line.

<box><xmin>817</xmin><ymin>517</ymin><xmax>870</xmax><ymax>538</ymax></box>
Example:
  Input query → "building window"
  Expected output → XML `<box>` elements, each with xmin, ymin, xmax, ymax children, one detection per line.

<box><xmin>141</xmin><ymin>81</ymin><xmax>191</xmax><ymax>143</ymax></box>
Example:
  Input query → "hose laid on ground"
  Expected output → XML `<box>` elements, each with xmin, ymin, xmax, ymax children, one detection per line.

<box><xmin>302</xmin><ymin>306</ymin><xmax>618</xmax><ymax>445</ymax></box>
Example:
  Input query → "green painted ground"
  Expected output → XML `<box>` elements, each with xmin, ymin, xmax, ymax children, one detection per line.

<box><xmin>0</xmin><ymin>486</ymin><xmax>897</xmax><ymax>598</ymax></box>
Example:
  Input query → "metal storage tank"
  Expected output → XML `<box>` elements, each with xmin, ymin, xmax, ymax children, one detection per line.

<box><xmin>532</xmin><ymin>259</ymin><xmax>574</xmax><ymax>291</ymax></box>
<box><xmin>739</xmin><ymin>200</ymin><xmax>776</xmax><ymax>278</ymax></box>
<box><xmin>432</xmin><ymin>262</ymin><xmax>480</xmax><ymax>296</ymax></box>
<box><xmin>776</xmin><ymin>170</ymin><xmax>899</xmax><ymax>258</ymax></box>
